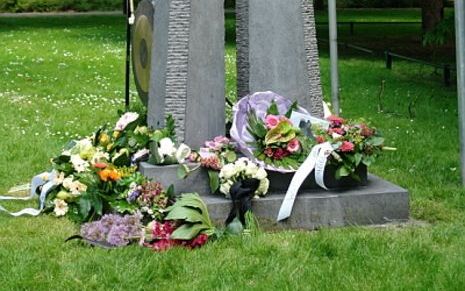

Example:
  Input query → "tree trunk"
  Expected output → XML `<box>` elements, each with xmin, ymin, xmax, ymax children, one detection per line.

<box><xmin>314</xmin><ymin>0</ymin><xmax>325</xmax><ymax>11</ymax></box>
<box><xmin>421</xmin><ymin>0</ymin><xmax>444</xmax><ymax>33</ymax></box>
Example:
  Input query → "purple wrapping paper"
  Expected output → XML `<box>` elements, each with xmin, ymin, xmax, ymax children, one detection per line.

<box><xmin>230</xmin><ymin>91</ymin><xmax>311</xmax><ymax>173</ymax></box>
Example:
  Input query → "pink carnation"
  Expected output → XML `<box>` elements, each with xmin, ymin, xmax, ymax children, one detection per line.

<box><xmin>286</xmin><ymin>138</ymin><xmax>300</xmax><ymax>153</ymax></box>
<box><xmin>265</xmin><ymin>115</ymin><xmax>280</xmax><ymax>129</ymax></box>
<box><xmin>339</xmin><ymin>141</ymin><xmax>355</xmax><ymax>152</ymax></box>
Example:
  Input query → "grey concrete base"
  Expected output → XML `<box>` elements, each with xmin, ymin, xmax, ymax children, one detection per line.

<box><xmin>204</xmin><ymin>175</ymin><xmax>409</xmax><ymax>230</ymax></box>
<box><xmin>139</xmin><ymin>162</ymin><xmax>210</xmax><ymax>194</ymax></box>
<box><xmin>139</xmin><ymin>163</ymin><xmax>409</xmax><ymax>230</ymax></box>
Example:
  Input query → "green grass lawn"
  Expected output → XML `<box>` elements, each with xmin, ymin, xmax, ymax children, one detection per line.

<box><xmin>1</xmin><ymin>11</ymin><xmax>465</xmax><ymax>290</ymax></box>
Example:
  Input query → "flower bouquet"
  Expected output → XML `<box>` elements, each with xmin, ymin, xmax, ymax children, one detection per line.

<box><xmin>312</xmin><ymin>115</ymin><xmax>393</xmax><ymax>182</ymax></box>
<box><xmin>230</xmin><ymin>91</ymin><xmax>315</xmax><ymax>172</ymax></box>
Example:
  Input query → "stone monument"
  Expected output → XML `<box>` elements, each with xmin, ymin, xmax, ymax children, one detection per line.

<box><xmin>136</xmin><ymin>0</ymin><xmax>410</xmax><ymax>229</ymax></box>
<box><xmin>134</xmin><ymin>0</ymin><xmax>225</xmax><ymax>149</ymax></box>
<box><xmin>236</xmin><ymin>0</ymin><xmax>324</xmax><ymax>117</ymax></box>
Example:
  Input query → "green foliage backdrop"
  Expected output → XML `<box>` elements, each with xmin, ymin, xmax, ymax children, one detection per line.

<box><xmin>0</xmin><ymin>0</ymin><xmax>122</xmax><ymax>12</ymax></box>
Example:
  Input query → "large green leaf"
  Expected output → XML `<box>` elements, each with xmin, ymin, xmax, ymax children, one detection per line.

<box><xmin>170</xmin><ymin>223</ymin><xmax>209</xmax><ymax>240</ymax></box>
<box><xmin>165</xmin><ymin>206</ymin><xmax>206</xmax><ymax>224</ymax></box>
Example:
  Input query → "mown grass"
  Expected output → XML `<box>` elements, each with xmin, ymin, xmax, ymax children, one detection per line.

<box><xmin>1</xmin><ymin>11</ymin><xmax>465</xmax><ymax>290</ymax></box>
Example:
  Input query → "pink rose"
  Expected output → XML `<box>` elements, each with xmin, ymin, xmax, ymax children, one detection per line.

<box><xmin>265</xmin><ymin>115</ymin><xmax>280</xmax><ymax>129</ymax></box>
<box><xmin>213</xmin><ymin>135</ymin><xmax>229</xmax><ymax>145</ymax></box>
<box><xmin>339</xmin><ymin>141</ymin><xmax>355</xmax><ymax>152</ymax></box>
<box><xmin>286</xmin><ymin>138</ymin><xmax>300</xmax><ymax>153</ymax></box>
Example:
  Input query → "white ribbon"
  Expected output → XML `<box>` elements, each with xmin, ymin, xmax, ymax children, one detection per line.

<box><xmin>0</xmin><ymin>171</ymin><xmax>56</xmax><ymax>217</ymax></box>
<box><xmin>277</xmin><ymin>142</ymin><xmax>333</xmax><ymax>221</ymax></box>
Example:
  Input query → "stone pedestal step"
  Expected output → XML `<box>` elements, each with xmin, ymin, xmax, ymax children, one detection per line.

<box><xmin>204</xmin><ymin>175</ymin><xmax>409</xmax><ymax>230</ymax></box>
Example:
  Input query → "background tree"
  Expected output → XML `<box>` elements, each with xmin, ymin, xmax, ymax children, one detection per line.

<box><xmin>421</xmin><ymin>0</ymin><xmax>444</xmax><ymax>33</ymax></box>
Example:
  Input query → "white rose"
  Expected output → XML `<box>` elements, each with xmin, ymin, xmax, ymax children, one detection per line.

<box><xmin>332</xmin><ymin>133</ymin><xmax>342</xmax><ymax>139</ymax></box>
<box><xmin>220</xmin><ymin>163</ymin><xmax>237</xmax><ymax>180</ymax></box>
<box><xmin>175</xmin><ymin>143</ymin><xmax>191</xmax><ymax>163</ymax></box>
<box><xmin>253</xmin><ymin>167</ymin><xmax>268</xmax><ymax>180</ymax></box>
<box><xmin>158</xmin><ymin>137</ymin><xmax>176</xmax><ymax>157</ymax></box>
<box><xmin>256</xmin><ymin>178</ymin><xmax>270</xmax><ymax>196</ymax></box>
<box><xmin>245</xmin><ymin>162</ymin><xmax>259</xmax><ymax>177</ymax></box>
<box><xmin>220</xmin><ymin>182</ymin><xmax>232</xmax><ymax>196</ymax></box>
<box><xmin>235</xmin><ymin>158</ymin><xmax>248</xmax><ymax>174</ymax></box>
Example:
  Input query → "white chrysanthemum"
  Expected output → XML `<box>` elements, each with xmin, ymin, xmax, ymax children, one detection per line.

<box><xmin>158</xmin><ymin>137</ymin><xmax>176</xmax><ymax>157</ymax></box>
<box><xmin>235</xmin><ymin>157</ymin><xmax>248</xmax><ymax>173</ymax></box>
<box><xmin>70</xmin><ymin>154</ymin><xmax>89</xmax><ymax>173</ymax></box>
<box><xmin>53</xmin><ymin>199</ymin><xmax>68</xmax><ymax>217</ymax></box>
<box><xmin>53</xmin><ymin>172</ymin><xmax>65</xmax><ymax>185</ymax></box>
<box><xmin>67</xmin><ymin>180</ymin><xmax>87</xmax><ymax>196</ymax></box>
<box><xmin>175</xmin><ymin>143</ymin><xmax>191</xmax><ymax>163</ymax></box>
<box><xmin>62</xmin><ymin>176</ymin><xmax>74</xmax><ymax>190</ymax></box>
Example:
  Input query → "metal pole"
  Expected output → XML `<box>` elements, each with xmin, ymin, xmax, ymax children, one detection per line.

<box><xmin>328</xmin><ymin>0</ymin><xmax>340</xmax><ymax>115</ymax></box>
<box><xmin>455</xmin><ymin>0</ymin><xmax>465</xmax><ymax>185</ymax></box>
<box><xmin>125</xmin><ymin>0</ymin><xmax>131</xmax><ymax>111</ymax></box>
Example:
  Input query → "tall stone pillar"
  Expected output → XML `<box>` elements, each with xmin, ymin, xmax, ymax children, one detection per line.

<box><xmin>236</xmin><ymin>0</ymin><xmax>324</xmax><ymax>117</ymax></box>
<box><xmin>147</xmin><ymin>0</ymin><xmax>225</xmax><ymax>148</ymax></box>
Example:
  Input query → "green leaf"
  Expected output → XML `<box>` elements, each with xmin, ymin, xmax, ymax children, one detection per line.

<box><xmin>79</xmin><ymin>197</ymin><xmax>91</xmax><ymax>218</ymax></box>
<box><xmin>362</xmin><ymin>155</ymin><xmax>375</xmax><ymax>167</ymax></box>
<box><xmin>354</xmin><ymin>153</ymin><xmax>362</xmax><ymax>166</ymax></box>
<box><xmin>224</xmin><ymin>150</ymin><xmax>237</xmax><ymax>163</ymax></box>
<box><xmin>207</xmin><ymin>170</ymin><xmax>220</xmax><ymax>193</ymax></box>
<box><xmin>165</xmin><ymin>206</ymin><xmax>206</xmax><ymax>223</ymax></box>
<box><xmin>170</xmin><ymin>223</ymin><xmax>208</xmax><ymax>240</ymax></box>
<box><xmin>369</xmin><ymin>137</ymin><xmax>385</xmax><ymax>147</ymax></box>
<box><xmin>336</xmin><ymin>166</ymin><xmax>351</xmax><ymax>179</ymax></box>
<box><xmin>267</xmin><ymin>100</ymin><xmax>279</xmax><ymax>115</ymax></box>
<box><xmin>285</xmin><ymin>101</ymin><xmax>298</xmax><ymax>118</ymax></box>
<box><xmin>177</xmin><ymin>164</ymin><xmax>189</xmax><ymax>180</ymax></box>
<box><xmin>109</xmin><ymin>200</ymin><xmax>137</xmax><ymax>214</ymax></box>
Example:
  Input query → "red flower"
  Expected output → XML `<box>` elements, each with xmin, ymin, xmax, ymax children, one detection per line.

<box><xmin>360</xmin><ymin>124</ymin><xmax>374</xmax><ymax>137</ymax></box>
<box><xmin>327</xmin><ymin>115</ymin><xmax>345</xmax><ymax>127</ymax></box>
<box><xmin>152</xmin><ymin>221</ymin><xmax>176</xmax><ymax>240</ymax></box>
<box><xmin>339</xmin><ymin>141</ymin><xmax>355</xmax><ymax>152</ymax></box>
<box><xmin>273</xmin><ymin>148</ymin><xmax>290</xmax><ymax>160</ymax></box>
<box><xmin>264</xmin><ymin>148</ymin><xmax>274</xmax><ymax>157</ymax></box>
<box><xmin>316</xmin><ymin>136</ymin><xmax>326</xmax><ymax>144</ymax></box>
<box><xmin>189</xmin><ymin>233</ymin><xmax>208</xmax><ymax>248</ymax></box>
<box><xmin>94</xmin><ymin>162</ymin><xmax>107</xmax><ymax>169</ymax></box>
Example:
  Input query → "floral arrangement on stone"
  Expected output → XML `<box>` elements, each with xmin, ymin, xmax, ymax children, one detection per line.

<box><xmin>218</xmin><ymin>157</ymin><xmax>269</xmax><ymax>198</ymax></box>
<box><xmin>312</xmin><ymin>115</ymin><xmax>395</xmax><ymax>180</ymax></box>
<box><xmin>230</xmin><ymin>91</ymin><xmax>315</xmax><ymax>173</ymax></box>
<box><xmin>148</xmin><ymin>115</ymin><xmax>192</xmax><ymax>165</ymax></box>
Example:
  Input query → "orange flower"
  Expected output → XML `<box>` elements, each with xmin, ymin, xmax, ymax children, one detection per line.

<box><xmin>98</xmin><ymin>169</ymin><xmax>111</xmax><ymax>182</ymax></box>
<box><xmin>108</xmin><ymin>169</ymin><xmax>122</xmax><ymax>181</ymax></box>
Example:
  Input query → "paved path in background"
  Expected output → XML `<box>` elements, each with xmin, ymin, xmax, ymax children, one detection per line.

<box><xmin>0</xmin><ymin>11</ymin><xmax>123</xmax><ymax>18</ymax></box>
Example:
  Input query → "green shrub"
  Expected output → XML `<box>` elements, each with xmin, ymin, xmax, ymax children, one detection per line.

<box><xmin>0</xmin><ymin>0</ymin><xmax>122</xmax><ymax>12</ymax></box>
